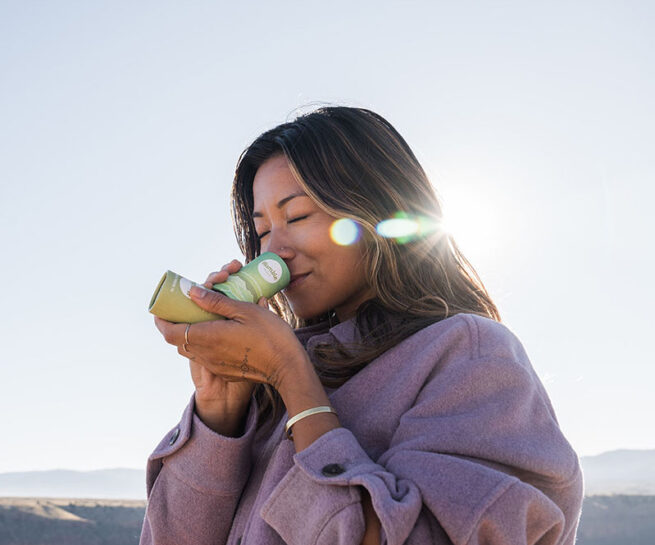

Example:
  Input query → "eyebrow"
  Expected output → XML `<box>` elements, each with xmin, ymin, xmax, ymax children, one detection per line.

<box><xmin>252</xmin><ymin>192</ymin><xmax>309</xmax><ymax>218</ymax></box>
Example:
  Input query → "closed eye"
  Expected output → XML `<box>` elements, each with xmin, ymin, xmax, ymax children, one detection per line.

<box><xmin>256</xmin><ymin>216</ymin><xmax>309</xmax><ymax>240</ymax></box>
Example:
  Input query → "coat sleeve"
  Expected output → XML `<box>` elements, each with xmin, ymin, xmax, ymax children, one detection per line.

<box><xmin>259</xmin><ymin>351</ymin><xmax>584</xmax><ymax>545</ymax></box>
<box><xmin>139</xmin><ymin>393</ymin><xmax>259</xmax><ymax>545</ymax></box>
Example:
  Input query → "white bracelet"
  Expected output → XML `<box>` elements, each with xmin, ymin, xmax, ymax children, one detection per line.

<box><xmin>285</xmin><ymin>406</ymin><xmax>338</xmax><ymax>439</ymax></box>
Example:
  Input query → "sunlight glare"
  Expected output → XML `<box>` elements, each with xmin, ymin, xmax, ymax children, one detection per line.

<box><xmin>376</xmin><ymin>212</ymin><xmax>441</xmax><ymax>244</ymax></box>
<box><xmin>330</xmin><ymin>218</ymin><xmax>361</xmax><ymax>246</ymax></box>
<box><xmin>438</xmin><ymin>182</ymin><xmax>507</xmax><ymax>260</ymax></box>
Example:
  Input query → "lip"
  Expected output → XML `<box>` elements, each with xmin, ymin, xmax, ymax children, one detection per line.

<box><xmin>285</xmin><ymin>273</ymin><xmax>310</xmax><ymax>291</ymax></box>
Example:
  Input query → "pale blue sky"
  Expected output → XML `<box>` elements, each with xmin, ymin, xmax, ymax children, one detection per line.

<box><xmin>1</xmin><ymin>1</ymin><xmax>653</xmax><ymax>472</ymax></box>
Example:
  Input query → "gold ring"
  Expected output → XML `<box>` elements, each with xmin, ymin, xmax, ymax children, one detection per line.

<box><xmin>184</xmin><ymin>323</ymin><xmax>191</xmax><ymax>346</ymax></box>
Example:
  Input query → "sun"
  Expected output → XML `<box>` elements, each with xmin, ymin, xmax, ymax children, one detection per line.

<box><xmin>437</xmin><ymin>182</ymin><xmax>509</xmax><ymax>261</ymax></box>
<box><xmin>325</xmin><ymin>178</ymin><xmax>511</xmax><ymax>261</ymax></box>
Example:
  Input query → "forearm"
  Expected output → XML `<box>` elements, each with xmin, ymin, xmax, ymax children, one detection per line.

<box><xmin>277</xmin><ymin>351</ymin><xmax>341</xmax><ymax>453</ymax></box>
<box><xmin>277</xmin><ymin>353</ymin><xmax>381</xmax><ymax>543</ymax></box>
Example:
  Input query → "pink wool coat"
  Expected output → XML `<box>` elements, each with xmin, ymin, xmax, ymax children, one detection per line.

<box><xmin>139</xmin><ymin>313</ymin><xmax>584</xmax><ymax>544</ymax></box>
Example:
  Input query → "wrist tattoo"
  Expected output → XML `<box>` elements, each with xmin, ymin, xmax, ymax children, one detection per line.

<box><xmin>240</xmin><ymin>347</ymin><xmax>251</xmax><ymax>378</ymax></box>
<box><xmin>239</xmin><ymin>347</ymin><xmax>268</xmax><ymax>383</ymax></box>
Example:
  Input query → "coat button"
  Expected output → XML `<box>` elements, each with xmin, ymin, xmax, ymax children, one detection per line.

<box><xmin>169</xmin><ymin>427</ymin><xmax>180</xmax><ymax>445</ymax></box>
<box><xmin>321</xmin><ymin>463</ymin><xmax>346</xmax><ymax>477</ymax></box>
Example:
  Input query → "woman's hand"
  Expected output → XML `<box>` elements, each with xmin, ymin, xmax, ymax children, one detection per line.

<box><xmin>158</xmin><ymin>261</ymin><xmax>260</xmax><ymax>435</ymax></box>
<box><xmin>154</xmin><ymin>260</ymin><xmax>306</xmax><ymax>393</ymax></box>
<box><xmin>189</xmin><ymin>260</ymin><xmax>256</xmax><ymax>410</ymax></box>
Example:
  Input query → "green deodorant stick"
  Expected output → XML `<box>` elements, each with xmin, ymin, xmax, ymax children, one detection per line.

<box><xmin>148</xmin><ymin>252</ymin><xmax>290</xmax><ymax>323</ymax></box>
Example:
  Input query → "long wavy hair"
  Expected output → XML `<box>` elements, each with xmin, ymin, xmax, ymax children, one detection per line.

<box><xmin>230</xmin><ymin>106</ymin><xmax>501</xmax><ymax>433</ymax></box>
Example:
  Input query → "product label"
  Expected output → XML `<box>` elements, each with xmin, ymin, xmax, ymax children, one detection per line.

<box><xmin>220</xmin><ymin>275</ymin><xmax>255</xmax><ymax>302</ymax></box>
<box><xmin>258</xmin><ymin>259</ymin><xmax>282</xmax><ymax>284</ymax></box>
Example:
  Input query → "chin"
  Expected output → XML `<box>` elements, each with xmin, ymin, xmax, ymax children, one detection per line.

<box><xmin>289</xmin><ymin>303</ymin><xmax>329</xmax><ymax>322</ymax></box>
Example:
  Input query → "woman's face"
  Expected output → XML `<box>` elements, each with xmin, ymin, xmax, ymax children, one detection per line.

<box><xmin>252</xmin><ymin>155</ymin><xmax>375</xmax><ymax>322</ymax></box>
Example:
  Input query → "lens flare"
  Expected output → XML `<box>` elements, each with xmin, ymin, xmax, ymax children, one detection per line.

<box><xmin>330</xmin><ymin>218</ymin><xmax>361</xmax><ymax>246</ymax></box>
<box><xmin>376</xmin><ymin>212</ymin><xmax>440</xmax><ymax>244</ymax></box>
<box><xmin>329</xmin><ymin>214</ymin><xmax>441</xmax><ymax>246</ymax></box>
<box><xmin>377</xmin><ymin>218</ymin><xmax>418</xmax><ymax>238</ymax></box>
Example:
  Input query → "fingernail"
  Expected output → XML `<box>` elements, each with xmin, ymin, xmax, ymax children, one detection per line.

<box><xmin>190</xmin><ymin>286</ymin><xmax>207</xmax><ymax>298</ymax></box>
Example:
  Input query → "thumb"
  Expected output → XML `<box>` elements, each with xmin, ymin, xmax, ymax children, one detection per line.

<box><xmin>189</xmin><ymin>286</ymin><xmax>244</xmax><ymax>318</ymax></box>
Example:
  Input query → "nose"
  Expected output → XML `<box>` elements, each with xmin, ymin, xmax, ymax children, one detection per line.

<box><xmin>261</xmin><ymin>231</ymin><xmax>295</xmax><ymax>260</ymax></box>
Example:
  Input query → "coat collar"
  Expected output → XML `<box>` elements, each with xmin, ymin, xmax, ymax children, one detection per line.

<box><xmin>293</xmin><ymin>316</ymin><xmax>361</xmax><ymax>395</ymax></box>
<box><xmin>293</xmin><ymin>315</ymin><xmax>361</xmax><ymax>349</ymax></box>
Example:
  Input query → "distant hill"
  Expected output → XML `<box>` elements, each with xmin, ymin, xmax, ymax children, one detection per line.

<box><xmin>580</xmin><ymin>449</ymin><xmax>655</xmax><ymax>495</ymax></box>
<box><xmin>576</xmin><ymin>495</ymin><xmax>655</xmax><ymax>545</ymax></box>
<box><xmin>0</xmin><ymin>469</ymin><xmax>145</xmax><ymax>500</ymax></box>
<box><xmin>0</xmin><ymin>498</ymin><xmax>145</xmax><ymax>545</ymax></box>
<box><xmin>1</xmin><ymin>496</ymin><xmax>654</xmax><ymax>545</ymax></box>
<box><xmin>1</xmin><ymin>449</ymin><xmax>654</xmax><ymax>499</ymax></box>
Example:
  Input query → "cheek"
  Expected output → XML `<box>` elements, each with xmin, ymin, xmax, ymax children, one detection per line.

<box><xmin>299</xmin><ymin>222</ymin><xmax>335</xmax><ymax>253</ymax></box>
<box><xmin>332</xmin><ymin>246</ymin><xmax>369</xmax><ymax>281</ymax></box>
<box><xmin>301</xmin><ymin>217</ymin><xmax>369</xmax><ymax>271</ymax></box>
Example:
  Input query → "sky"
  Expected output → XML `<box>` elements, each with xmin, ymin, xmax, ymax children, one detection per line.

<box><xmin>0</xmin><ymin>1</ymin><xmax>653</xmax><ymax>473</ymax></box>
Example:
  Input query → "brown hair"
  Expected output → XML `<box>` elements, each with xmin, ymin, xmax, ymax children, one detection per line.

<box><xmin>230</xmin><ymin>106</ymin><xmax>501</xmax><ymax>432</ymax></box>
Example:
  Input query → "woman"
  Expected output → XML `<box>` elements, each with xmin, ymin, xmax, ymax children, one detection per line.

<box><xmin>141</xmin><ymin>106</ymin><xmax>583</xmax><ymax>545</ymax></box>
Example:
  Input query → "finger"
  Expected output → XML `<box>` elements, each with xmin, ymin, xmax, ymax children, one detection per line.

<box><xmin>157</xmin><ymin>319</ymin><xmax>193</xmax><ymax>347</ymax></box>
<box><xmin>203</xmin><ymin>260</ymin><xmax>243</xmax><ymax>288</ymax></box>
<box><xmin>224</xmin><ymin>259</ymin><xmax>243</xmax><ymax>272</ymax></box>
<box><xmin>177</xmin><ymin>344</ymin><xmax>196</xmax><ymax>360</ymax></box>
<box><xmin>154</xmin><ymin>316</ymin><xmax>176</xmax><ymax>338</ymax></box>
<box><xmin>204</xmin><ymin>270</ymin><xmax>229</xmax><ymax>288</ymax></box>
<box><xmin>189</xmin><ymin>286</ymin><xmax>249</xmax><ymax>321</ymax></box>
<box><xmin>257</xmin><ymin>297</ymin><xmax>269</xmax><ymax>309</ymax></box>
